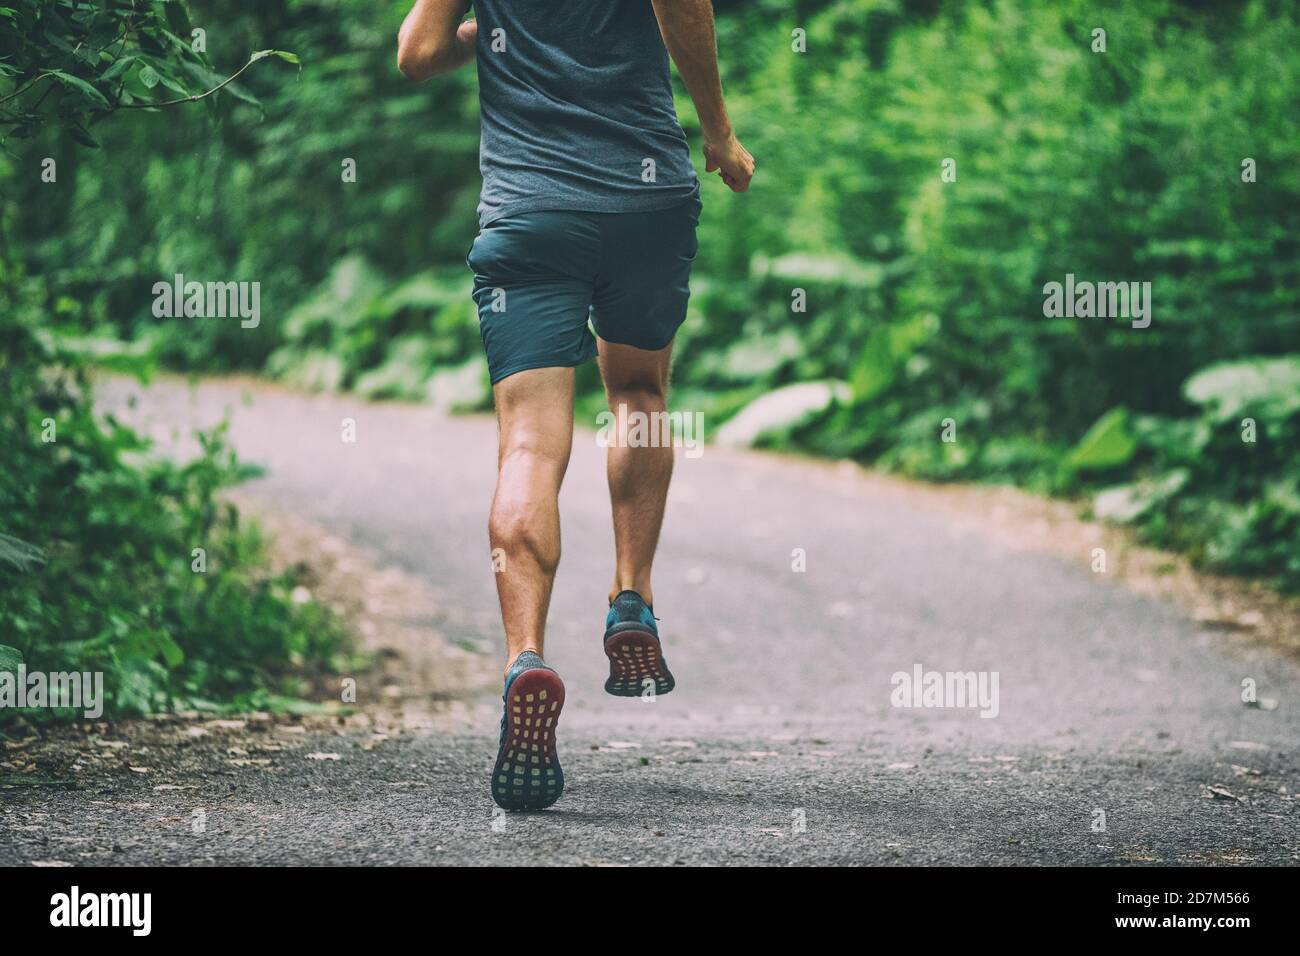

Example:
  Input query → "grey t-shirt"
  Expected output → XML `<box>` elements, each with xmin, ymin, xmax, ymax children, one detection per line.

<box><xmin>469</xmin><ymin>0</ymin><xmax>699</xmax><ymax>227</ymax></box>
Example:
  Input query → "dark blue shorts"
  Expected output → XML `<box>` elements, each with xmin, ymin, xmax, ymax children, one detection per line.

<box><xmin>466</xmin><ymin>195</ymin><xmax>701</xmax><ymax>385</ymax></box>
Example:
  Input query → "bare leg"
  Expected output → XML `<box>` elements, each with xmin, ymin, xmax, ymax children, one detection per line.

<box><xmin>597</xmin><ymin>338</ymin><xmax>675</xmax><ymax>608</ymax></box>
<box><xmin>488</xmin><ymin>367</ymin><xmax>575</xmax><ymax>678</ymax></box>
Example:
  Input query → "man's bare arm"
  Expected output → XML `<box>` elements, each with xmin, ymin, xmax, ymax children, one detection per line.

<box><xmin>650</xmin><ymin>0</ymin><xmax>754</xmax><ymax>192</ymax></box>
<box><xmin>397</xmin><ymin>0</ymin><xmax>476</xmax><ymax>82</ymax></box>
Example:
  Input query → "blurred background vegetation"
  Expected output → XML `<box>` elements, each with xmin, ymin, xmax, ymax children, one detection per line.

<box><xmin>2</xmin><ymin>0</ymin><xmax>1298</xmax><ymax>717</ymax></box>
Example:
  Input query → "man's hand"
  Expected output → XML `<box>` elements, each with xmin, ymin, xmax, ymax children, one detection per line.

<box><xmin>651</xmin><ymin>0</ymin><xmax>753</xmax><ymax>194</ymax></box>
<box><xmin>703</xmin><ymin>130</ymin><xmax>754</xmax><ymax>192</ymax></box>
<box><xmin>397</xmin><ymin>0</ymin><xmax>476</xmax><ymax>81</ymax></box>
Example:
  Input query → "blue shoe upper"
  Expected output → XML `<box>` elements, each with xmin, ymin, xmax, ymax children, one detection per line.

<box><xmin>605</xmin><ymin>590</ymin><xmax>658</xmax><ymax>637</ymax></box>
<box><xmin>504</xmin><ymin>650</ymin><xmax>548</xmax><ymax>696</ymax></box>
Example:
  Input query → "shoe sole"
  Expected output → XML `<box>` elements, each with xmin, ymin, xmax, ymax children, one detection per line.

<box><xmin>491</xmin><ymin>668</ymin><xmax>565</xmax><ymax>811</ymax></box>
<box><xmin>604</xmin><ymin>628</ymin><xmax>676</xmax><ymax>697</ymax></box>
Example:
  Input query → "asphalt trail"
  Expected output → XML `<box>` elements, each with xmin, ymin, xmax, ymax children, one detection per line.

<box><xmin>2</xmin><ymin>377</ymin><xmax>1296</xmax><ymax>865</ymax></box>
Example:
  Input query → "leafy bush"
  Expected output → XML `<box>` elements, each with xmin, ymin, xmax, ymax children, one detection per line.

<box><xmin>9</xmin><ymin>0</ymin><xmax>1299</xmax><ymax>589</ymax></box>
<box><xmin>266</xmin><ymin>255</ymin><xmax>489</xmax><ymax>408</ymax></box>
<box><xmin>0</xmin><ymin>281</ymin><xmax>346</xmax><ymax>720</ymax></box>
<box><xmin>1</xmin><ymin>0</ymin><xmax>346</xmax><ymax>723</ymax></box>
<box><xmin>1093</xmin><ymin>357</ymin><xmax>1300</xmax><ymax>588</ymax></box>
<box><xmin>8</xmin><ymin>0</ymin><xmax>481</xmax><ymax>372</ymax></box>
<box><xmin>684</xmin><ymin>0</ymin><xmax>1300</xmax><ymax>588</ymax></box>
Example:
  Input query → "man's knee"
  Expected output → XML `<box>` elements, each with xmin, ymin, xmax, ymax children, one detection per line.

<box><xmin>600</xmin><ymin>341</ymin><xmax>672</xmax><ymax>407</ymax></box>
<box><xmin>606</xmin><ymin>378</ymin><xmax>668</xmax><ymax>412</ymax></box>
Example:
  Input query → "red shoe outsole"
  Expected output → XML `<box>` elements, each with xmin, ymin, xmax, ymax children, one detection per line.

<box><xmin>492</xmin><ymin>668</ymin><xmax>565</xmax><ymax>811</ymax></box>
<box><xmin>604</xmin><ymin>629</ymin><xmax>676</xmax><ymax>697</ymax></box>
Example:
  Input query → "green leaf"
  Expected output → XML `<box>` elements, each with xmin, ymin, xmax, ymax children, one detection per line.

<box><xmin>1094</xmin><ymin>470</ymin><xmax>1190</xmax><ymax>523</ymax></box>
<box><xmin>155</xmin><ymin>71</ymin><xmax>191</xmax><ymax>97</ymax></box>
<box><xmin>1183</xmin><ymin>355</ymin><xmax>1300</xmax><ymax>422</ymax></box>
<box><xmin>849</xmin><ymin>315</ymin><xmax>938</xmax><ymax>404</ymax></box>
<box><xmin>138</xmin><ymin>64</ymin><xmax>160</xmax><ymax>89</ymax></box>
<box><xmin>715</xmin><ymin>381</ymin><xmax>851</xmax><ymax>448</ymax></box>
<box><xmin>48</xmin><ymin>70</ymin><xmax>110</xmax><ymax>107</ymax></box>
<box><xmin>249</xmin><ymin>49</ymin><xmax>300</xmax><ymax>65</ymax></box>
<box><xmin>99</xmin><ymin>56</ymin><xmax>136</xmax><ymax>82</ymax></box>
<box><xmin>1066</xmin><ymin>407</ymin><xmax>1139</xmax><ymax>472</ymax></box>
<box><xmin>718</xmin><ymin>330</ymin><xmax>803</xmax><ymax>381</ymax></box>
<box><xmin>0</xmin><ymin>644</ymin><xmax>23</xmax><ymax>675</ymax></box>
<box><xmin>155</xmin><ymin>633</ymin><xmax>185</xmax><ymax>668</ymax></box>
<box><xmin>67</xmin><ymin>123</ymin><xmax>100</xmax><ymax>148</ymax></box>
<box><xmin>849</xmin><ymin>328</ymin><xmax>897</xmax><ymax>403</ymax></box>
<box><xmin>162</xmin><ymin>0</ymin><xmax>193</xmax><ymax>38</ymax></box>
<box><xmin>0</xmin><ymin>533</ymin><xmax>47</xmax><ymax>573</ymax></box>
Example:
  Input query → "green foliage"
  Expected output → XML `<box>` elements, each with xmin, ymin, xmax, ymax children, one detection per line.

<box><xmin>715</xmin><ymin>381</ymin><xmax>851</xmax><ymax>448</ymax></box>
<box><xmin>1094</xmin><ymin>469</ymin><xmax>1189</xmax><ymax>525</ymax></box>
<box><xmin>0</xmin><ymin>533</ymin><xmax>47</xmax><ymax>574</ymax></box>
<box><xmin>694</xmin><ymin>0</ymin><xmax>1300</xmax><ymax>586</ymax></box>
<box><xmin>0</xmin><ymin>289</ymin><xmax>346</xmax><ymax>721</ymax></box>
<box><xmin>7</xmin><ymin>0</ymin><xmax>1299</xmax><ymax>589</ymax></box>
<box><xmin>1</xmin><ymin>0</ymin><xmax>346</xmax><ymax>723</ymax></box>
<box><xmin>0</xmin><ymin>643</ymin><xmax>23</xmax><ymax>675</ymax></box>
<box><xmin>7</xmin><ymin>0</ymin><xmax>482</xmax><ymax>372</ymax></box>
<box><xmin>1066</xmin><ymin>408</ymin><xmax>1138</xmax><ymax>473</ymax></box>
<box><xmin>1102</xmin><ymin>356</ymin><xmax>1300</xmax><ymax>589</ymax></box>
<box><xmin>266</xmin><ymin>255</ymin><xmax>488</xmax><ymax>406</ymax></box>
<box><xmin>0</xmin><ymin>0</ymin><xmax>299</xmax><ymax>145</ymax></box>
<box><xmin>1183</xmin><ymin>356</ymin><xmax>1300</xmax><ymax>422</ymax></box>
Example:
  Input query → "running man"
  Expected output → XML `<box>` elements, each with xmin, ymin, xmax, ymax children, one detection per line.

<box><xmin>397</xmin><ymin>0</ymin><xmax>754</xmax><ymax>810</ymax></box>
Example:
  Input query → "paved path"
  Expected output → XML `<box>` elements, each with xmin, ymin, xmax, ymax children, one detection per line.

<box><xmin>3</xmin><ymin>377</ymin><xmax>1297</xmax><ymax>865</ymax></box>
